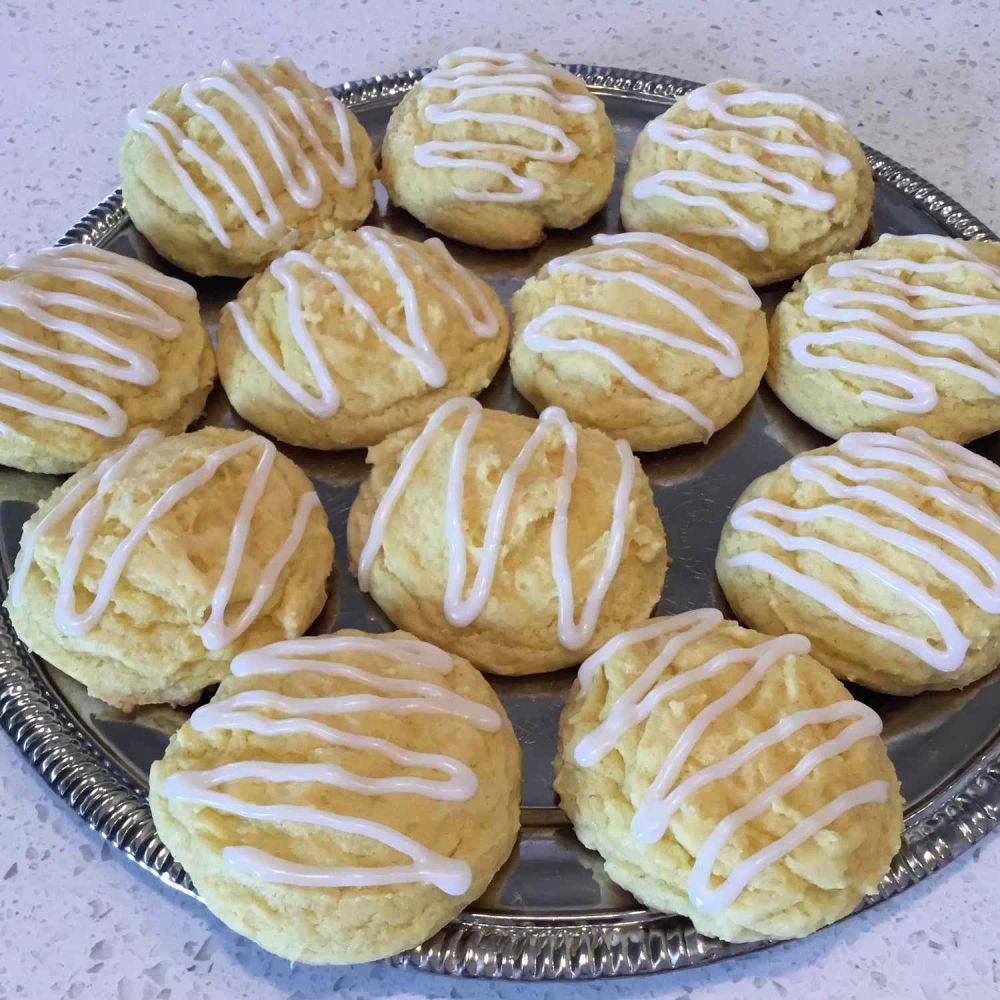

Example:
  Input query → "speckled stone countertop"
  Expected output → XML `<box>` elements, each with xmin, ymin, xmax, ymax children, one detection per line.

<box><xmin>1</xmin><ymin>1</ymin><xmax>999</xmax><ymax>997</ymax></box>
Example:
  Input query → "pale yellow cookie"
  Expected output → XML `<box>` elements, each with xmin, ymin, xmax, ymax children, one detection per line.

<box><xmin>621</xmin><ymin>80</ymin><xmax>872</xmax><ymax>286</ymax></box>
<box><xmin>0</xmin><ymin>244</ymin><xmax>214</xmax><ymax>474</ymax></box>
<box><xmin>149</xmin><ymin>629</ymin><xmax>521</xmax><ymax>964</ymax></box>
<box><xmin>510</xmin><ymin>232</ymin><xmax>768</xmax><ymax>450</ymax></box>
<box><xmin>347</xmin><ymin>398</ymin><xmax>668</xmax><ymax>675</ymax></box>
<box><xmin>768</xmin><ymin>235</ymin><xmax>1000</xmax><ymax>443</ymax></box>
<box><xmin>216</xmin><ymin>228</ymin><xmax>509</xmax><ymax>449</ymax></box>
<box><xmin>121</xmin><ymin>58</ymin><xmax>376</xmax><ymax>278</ymax></box>
<box><xmin>381</xmin><ymin>48</ymin><xmax>615</xmax><ymax>250</ymax></box>
<box><xmin>5</xmin><ymin>427</ymin><xmax>333</xmax><ymax>709</ymax></box>
<box><xmin>716</xmin><ymin>428</ymin><xmax>1000</xmax><ymax>695</ymax></box>
<box><xmin>556</xmin><ymin>610</ymin><xmax>902</xmax><ymax>943</ymax></box>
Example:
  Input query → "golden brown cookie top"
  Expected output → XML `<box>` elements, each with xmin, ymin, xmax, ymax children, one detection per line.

<box><xmin>401</xmin><ymin>48</ymin><xmax>609</xmax><ymax>203</ymax></box>
<box><xmin>11</xmin><ymin>426</ymin><xmax>330</xmax><ymax>654</ymax></box>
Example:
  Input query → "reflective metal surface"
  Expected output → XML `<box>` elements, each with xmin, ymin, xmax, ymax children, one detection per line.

<box><xmin>0</xmin><ymin>65</ymin><xmax>998</xmax><ymax>980</ymax></box>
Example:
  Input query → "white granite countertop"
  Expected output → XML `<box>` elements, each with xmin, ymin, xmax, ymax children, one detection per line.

<box><xmin>1</xmin><ymin>1</ymin><xmax>998</xmax><ymax>997</ymax></box>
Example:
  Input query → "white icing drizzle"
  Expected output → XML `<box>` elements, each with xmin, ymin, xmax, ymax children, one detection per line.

<box><xmin>726</xmin><ymin>428</ymin><xmax>1000</xmax><ymax>672</ymax></box>
<box><xmin>413</xmin><ymin>47</ymin><xmax>598</xmax><ymax>203</ymax></box>
<box><xmin>573</xmin><ymin>609</ymin><xmax>888</xmax><ymax>914</ymax></box>
<box><xmin>128</xmin><ymin>59</ymin><xmax>357</xmax><ymax>248</ymax></box>
<box><xmin>225</xmin><ymin>227</ymin><xmax>498</xmax><ymax>417</ymax></box>
<box><xmin>632</xmin><ymin>80</ymin><xmax>850</xmax><ymax>250</ymax></box>
<box><xmin>789</xmin><ymin>236</ymin><xmax>1000</xmax><ymax>412</ymax></box>
<box><xmin>10</xmin><ymin>429</ymin><xmax>320</xmax><ymax>651</ymax></box>
<box><xmin>0</xmin><ymin>244</ymin><xmax>193</xmax><ymax>437</ymax></box>
<box><xmin>519</xmin><ymin>232</ymin><xmax>761</xmax><ymax>440</ymax></box>
<box><xmin>358</xmin><ymin>395</ymin><xmax>635</xmax><ymax>651</ymax></box>
<box><xmin>161</xmin><ymin>634</ymin><xmax>502</xmax><ymax>894</ymax></box>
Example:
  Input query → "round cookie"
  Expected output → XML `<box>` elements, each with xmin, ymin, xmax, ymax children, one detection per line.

<box><xmin>555</xmin><ymin>609</ymin><xmax>902</xmax><ymax>943</ymax></box>
<box><xmin>0</xmin><ymin>244</ymin><xmax>215</xmax><ymax>474</ymax></box>
<box><xmin>716</xmin><ymin>428</ymin><xmax>1000</xmax><ymax>695</ymax></box>
<box><xmin>149</xmin><ymin>629</ymin><xmax>521</xmax><ymax>965</ymax></box>
<box><xmin>5</xmin><ymin>426</ymin><xmax>333</xmax><ymax>709</ymax></box>
<box><xmin>217</xmin><ymin>227</ymin><xmax>509</xmax><ymax>449</ymax></box>
<box><xmin>381</xmin><ymin>47</ymin><xmax>615</xmax><ymax>250</ymax></box>
<box><xmin>621</xmin><ymin>80</ymin><xmax>873</xmax><ymax>286</ymax></box>
<box><xmin>767</xmin><ymin>234</ymin><xmax>1000</xmax><ymax>443</ymax></box>
<box><xmin>122</xmin><ymin>58</ymin><xmax>376</xmax><ymax>278</ymax></box>
<box><xmin>347</xmin><ymin>396</ymin><xmax>668</xmax><ymax>675</ymax></box>
<box><xmin>510</xmin><ymin>232</ymin><xmax>768</xmax><ymax>450</ymax></box>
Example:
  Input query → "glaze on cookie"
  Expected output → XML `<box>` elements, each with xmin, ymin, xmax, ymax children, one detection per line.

<box><xmin>717</xmin><ymin>427</ymin><xmax>1000</xmax><ymax>694</ymax></box>
<box><xmin>768</xmin><ymin>234</ymin><xmax>1000</xmax><ymax>442</ymax></box>
<box><xmin>5</xmin><ymin>427</ymin><xmax>333</xmax><ymax>708</ymax></box>
<box><xmin>510</xmin><ymin>232</ymin><xmax>768</xmax><ymax>449</ymax></box>
<box><xmin>382</xmin><ymin>48</ymin><xmax>615</xmax><ymax>249</ymax></box>
<box><xmin>217</xmin><ymin>228</ymin><xmax>508</xmax><ymax>448</ymax></box>
<box><xmin>122</xmin><ymin>59</ymin><xmax>376</xmax><ymax>277</ymax></box>
<box><xmin>150</xmin><ymin>630</ymin><xmax>520</xmax><ymax>963</ymax></box>
<box><xmin>621</xmin><ymin>80</ymin><xmax>872</xmax><ymax>285</ymax></box>
<box><xmin>0</xmin><ymin>244</ymin><xmax>214</xmax><ymax>473</ymax></box>
<box><xmin>348</xmin><ymin>397</ymin><xmax>667</xmax><ymax>674</ymax></box>
<box><xmin>556</xmin><ymin>609</ymin><xmax>902</xmax><ymax>942</ymax></box>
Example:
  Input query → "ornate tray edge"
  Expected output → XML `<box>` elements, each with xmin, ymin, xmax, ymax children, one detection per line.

<box><xmin>0</xmin><ymin>63</ymin><xmax>992</xmax><ymax>981</ymax></box>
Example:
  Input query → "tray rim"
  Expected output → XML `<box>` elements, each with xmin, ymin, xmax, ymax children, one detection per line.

<box><xmin>0</xmin><ymin>61</ymin><xmax>997</xmax><ymax>981</ymax></box>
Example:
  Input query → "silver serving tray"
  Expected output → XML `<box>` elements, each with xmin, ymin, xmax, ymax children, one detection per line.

<box><xmin>0</xmin><ymin>65</ymin><xmax>998</xmax><ymax>982</ymax></box>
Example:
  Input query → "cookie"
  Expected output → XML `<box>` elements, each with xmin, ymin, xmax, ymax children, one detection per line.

<box><xmin>716</xmin><ymin>428</ymin><xmax>1000</xmax><ymax>695</ymax></box>
<box><xmin>0</xmin><ymin>244</ymin><xmax>214</xmax><ymax>474</ymax></box>
<box><xmin>510</xmin><ymin>232</ymin><xmax>768</xmax><ymax>450</ymax></box>
<box><xmin>149</xmin><ymin>629</ymin><xmax>520</xmax><ymax>964</ymax></box>
<box><xmin>347</xmin><ymin>397</ymin><xmax>668</xmax><ymax>675</ymax></box>
<box><xmin>381</xmin><ymin>48</ymin><xmax>615</xmax><ymax>249</ymax></box>
<box><xmin>621</xmin><ymin>80</ymin><xmax>872</xmax><ymax>286</ymax></box>
<box><xmin>121</xmin><ymin>58</ymin><xmax>376</xmax><ymax>277</ymax></box>
<box><xmin>5</xmin><ymin>426</ymin><xmax>333</xmax><ymax>709</ymax></box>
<box><xmin>216</xmin><ymin>228</ymin><xmax>509</xmax><ymax>449</ymax></box>
<box><xmin>768</xmin><ymin>234</ymin><xmax>1000</xmax><ymax>442</ymax></box>
<box><xmin>556</xmin><ymin>609</ymin><xmax>902</xmax><ymax>943</ymax></box>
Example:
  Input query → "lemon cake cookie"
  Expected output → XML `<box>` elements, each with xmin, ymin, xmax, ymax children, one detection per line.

<box><xmin>621</xmin><ymin>80</ymin><xmax>872</xmax><ymax>286</ymax></box>
<box><xmin>121</xmin><ymin>58</ymin><xmax>376</xmax><ymax>277</ymax></box>
<box><xmin>0</xmin><ymin>244</ymin><xmax>214</xmax><ymax>473</ymax></box>
<box><xmin>5</xmin><ymin>426</ymin><xmax>333</xmax><ymax>708</ymax></box>
<box><xmin>556</xmin><ymin>609</ymin><xmax>902</xmax><ymax>942</ymax></box>
<box><xmin>150</xmin><ymin>629</ymin><xmax>520</xmax><ymax>964</ymax></box>
<box><xmin>717</xmin><ymin>428</ymin><xmax>1000</xmax><ymax>695</ymax></box>
<box><xmin>768</xmin><ymin>234</ymin><xmax>1000</xmax><ymax>442</ymax></box>
<box><xmin>510</xmin><ymin>232</ymin><xmax>768</xmax><ymax>450</ymax></box>
<box><xmin>347</xmin><ymin>397</ymin><xmax>668</xmax><ymax>675</ymax></box>
<box><xmin>216</xmin><ymin>227</ymin><xmax>509</xmax><ymax>449</ymax></box>
<box><xmin>381</xmin><ymin>48</ymin><xmax>615</xmax><ymax>249</ymax></box>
